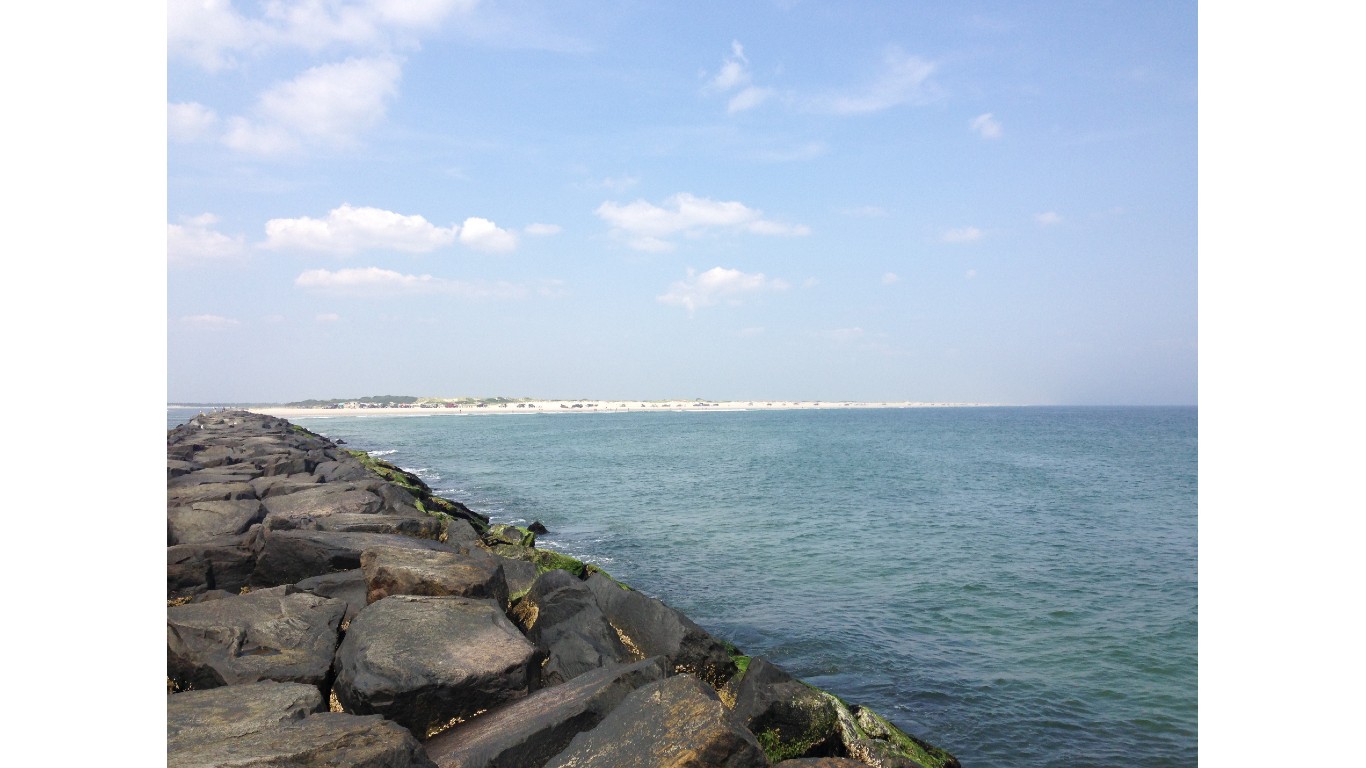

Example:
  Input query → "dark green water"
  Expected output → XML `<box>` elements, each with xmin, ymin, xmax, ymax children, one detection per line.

<box><xmin>169</xmin><ymin>406</ymin><xmax>1197</xmax><ymax>766</ymax></box>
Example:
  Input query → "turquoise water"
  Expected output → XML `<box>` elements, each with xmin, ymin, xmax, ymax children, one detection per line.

<box><xmin>168</xmin><ymin>406</ymin><xmax>1197</xmax><ymax>766</ymax></box>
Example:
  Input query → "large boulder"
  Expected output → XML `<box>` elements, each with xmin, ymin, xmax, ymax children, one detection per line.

<box><xmin>252</xmin><ymin>529</ymin><xmax>460</xmax><ymax>587</ymax></box>
<box><xmin>261</xmin><ymin>485</ymin><xmax>387</xmax><ymax>522</ymax></box>
<box><xmin>423</xmin><ymin>657</ymin><xmax>668</xmax><ymax>768</ymax></box>
<box><xmin>168</xmin><ymin>499</ymin><xmax>266</xmax><ymax>545</ymax></box>
<box><xmin>171</xmin><ymin>711</ymin><xmax>436</xmax><ymax>768</ymax></box>
<box><xmin>542</xmin><ymin>674</ymin><xmax>768</xmax><ymax>768</ymax></box>
<box><xmin>167</xmin><ymin>585</ymin><xmax>346</xmax><ymax>692</ymax></box>
<box><xmin>168</xmin><ymin>680</ymin><xmax>323</xmax><ymax>756</ymax></box>
<box><xmin>167</xmin><ymin>481</ymin><xmax>257</xmax><ymax>506</ymax></box>
<box><xmin>333</xmin><ymin>595</ymin><xmax>540</xmax><ymax>738</ymax></box>
<box><xmin>583</xmin><ymin>573</ymin><xmax>738</xmax><ymax>688</ymax></box>
<box><xmin>360</xmin><ymin>545</ymin><xmax>509</xmax><ymax>607</ymax></box>
<box><xmin>268</xmin><ymin>511</ymin><xmax>446</xmax><ymax>540</ymax></box>
<box><xmin>729</xmin><ymin>658</ymin><xmax>842</xmax><ymax>763</ymax></box>
<box><xmin>772</xmin><ymin>760</ymin><xmax>870</xmax><ymax>768</ymax></box>
<box><xmin>512</xmin><ymin>569</ymin><xmax>632</xmax><ymax>685</ymax></box>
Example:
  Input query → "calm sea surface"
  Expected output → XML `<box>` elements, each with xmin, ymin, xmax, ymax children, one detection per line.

<box><xmin>167</xmin><ymin>406</ymin><xmax>1197</xmax><ymax>767</ymax></box>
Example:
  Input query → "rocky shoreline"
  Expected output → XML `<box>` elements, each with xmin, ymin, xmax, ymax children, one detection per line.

<box><xmin>167</xmin><ymin>410</ymin><xmax>962</xmax><ymax>767</ymax></box>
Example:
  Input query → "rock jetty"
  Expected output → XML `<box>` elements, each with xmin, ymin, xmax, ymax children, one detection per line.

<box><xmin>167</xmin><ymin>410</ymin><xmax>962</xmax><ymax>768</ymax></box>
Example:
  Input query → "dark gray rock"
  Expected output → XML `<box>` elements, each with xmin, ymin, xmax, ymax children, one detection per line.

<box><xmin>170</xmin><ymin>711</ymin><xmax>436</xmax><ymax>768</ymax></box>
<box><xmin>167</xmin><ymin>585</ymin><xmax>346</xmax><ymax>692</ymax></box>
<box><xmin>167</xmin><ymin>481</ymin><xmax>257</xmax><ymax>506</ymax></box>
<box><xmin>773</xmin><ymin>760</ymin><xmax>870</xmax><ymax>768</ymax></box>
<box><xmin>499</xmin><ymin>557</ymin><xmax>538</xmax><ymax>600</ymax></box>
<box><xmin>262</xmin><ymin>485</ymin><xmax>386</xmax><ymax>522</ymax></box>
<box><xmin>512</xmin><ymin>569</ymin><xmax>632</xmax><ymax>685</ymax></box>
<box><xmin>250</xmin><ymin>473</ymin><xmax>321</xmax><ymax>498</ymax></box>
<box><xmin>268</xmin><ymin>512</ymin><xmax>446</xmax><ymax>541</ymax></box>
<box><xmin>252</xmin><ymin>529</ymin><xmax>460</xmax><ymax>587</ymax></box>
<box><xmin>313</xmin><ymin>458</ymin><xmax>378</xmax><ymax>483</ymax></box>
<box><xmin>295</xmin><ymin>569</ymin><xmax>369</xmax><ymax>624</ymax></box>
<box><xmin>583</xmin><ymin>573</ymin><xmax>738</xmax><ymax>689</ymax></box>
<box><xmin>333</xmin><ymin>595</ymin><xmax>540</xmax><ymax>738</ymax></box>
<box><xmin>168</xmin><ymin>459</ymin><xmax>202</xmax><ymax>478</ymax></box>
<box><xmin>361</xmin><ymin>545</ymin><xmax>508</xmax><ymax>607</ymax></box>
<box><xmin>169</xmin><ymin>545</ymin><xmax>211</xmax><ymax>597</ymax></box>
<box><xmin>730</xmin><ymin>658</ymin><xmax>842</xmax><ymax>762</ymax></box>
<box><xmin>168</xmin><ymin>499</ymin><xmax>266</xmax><ymax>545</ymax></box>
<box><xmin>542</xmin><ymin>674</ymin><xmax>768</xmax><ymax>768</ymax></box>
<box><xmin>423</xmin><ymin>657</ymin><xmax>668</xmax><ymax>768</ymax></box>
<box><xmin>188</xmin><ymin>526</ymin><xmax>265</xmax><ymax>594</ymax></box>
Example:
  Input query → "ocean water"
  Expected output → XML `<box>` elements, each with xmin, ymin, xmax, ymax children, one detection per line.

<box><xmin>167</xmin><ymin>406</ymin><xmax>1197</xmax><ymax>767</ymax></box>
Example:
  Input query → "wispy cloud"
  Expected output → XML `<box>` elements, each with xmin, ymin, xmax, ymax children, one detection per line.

<box><xmin>819</xmin><ymin>327</ymin><xmax>865</xmax><ymax>343</ymax></box>
<box><xmin>167</xmin><ymin>0</ymin><xmax>475</xmax><ymax>71</ymax></box>
<box><xmin>221</xmin><ymin>56</ymin><xmax>403</xmax><ymax>154</ymax></box>
<box><xmin>263</xmin><ymin>204</ymin><xmax>459</xmax><ymax>254</ymax></box>
<box><xmin>168</xmin><ymin>214</ymin><xmax>247</xmax><ymax>265</ymax></box>
<box><xmin>705</xmin><ymin>41</ymin><xmax>775</xmax><ymax>114</ymax></box>
<box><xmin>807</xmin><ymin>48</ymin><xmax>938</xmax><ymax>114</ymax></box>
<box><xmin>657</xmin><ymin>267</ymin><xmax>789</xmax><ymax>315</ymax></box>
<box><xmin>596</xmin><ymin>193</ymin><xmax>809</xmax><ymax>251</ymax></box>
<box><xmin>168</xmin><ymin>102</ymin><xmax>219</xmax><ymax>142</ymax></box>
<box><xmin>1035</xmin><ymin>211</ymin><xmax>1062</xmax><ymax>226</ymax></box>
<box><xmin>881</xmin><ymin>272</ymin><xmax>900</xmax><ymax>284</ymax></box>
<box><xmin>295</xmin><ymin>267</ymin><xmax>531</xmax><ymax>298</ymax></box>
<box><xmin>315</xmin><ymin>313</ymin><xmax>342</xmax><ymax>323</ymax></box>
<box><xmin>970</xmin><ymin>112</ymin><xmax>1003</xmax><ymax>139</ymax></box>
<box><xmin>751</xmin><ymin>141</ymin><xmax>828</xmax><ymax>163</ymax></box>
<box><xmin>941</xmin><ymin>226</ymin><xmax>983</xmax><ymax>243</ymax></box>
<box><xmin>181</xmin><ymin>314</ymin><xmax>241</xmax><ymax>329</ymax></box>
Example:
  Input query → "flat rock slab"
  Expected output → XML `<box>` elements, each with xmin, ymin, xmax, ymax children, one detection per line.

<box><xmin>169</xmin><ymin>711</ymin><xmax>436</xmax><ymax>768</ymax></box>
<box><xmin>168</xmin><ymin>481</ymin><xmax>258</xmax><ymax>506</ymax></box>
<box><xmin>253</xmin><ymin>529</ymin><xmax>460</xmax><ymax>587</ymax></box>
<box><xmin>168</xmin><ymin>500</ymin><xmax>266</xmax><ymax>545</ymax></box>
<box><xmin>168</xmin><ymin>680</ymin><xmax>323</xmax><ymax>755</ymax></box>
<box><xmin>361</xmin><ymin>545</ymin><xmax>508</xmax><ymax>606</ymax></box>
<box><xmin>513</xmin><ymin>569</ymin><xmax>631</xmax><ymax>686</ymax></box>
<box><xmin>262</xmin><ymin>486</ymin><xmax>386</xmax><ymax>522</ymax></box>
<box><xmin>269</xmin><ymin>512</ymin><xmax>446</xmax><ymax>540</ymax></box>
<box><xmin>584</xmin><ymin>573</ymin><xmax>738</xmax><ymax>688</ymax></box>
<box><xmin>334</xmin><ymin>595</ymin><xmax>540</xmax><ymax>738</ymax></box>
<box><xmin>424</xmin><ymin>657</ymin><xmax>667</xmax><ymax>768</ymax></box>
<box><xmin>167</xmin><ymin>585</ymin><xmax>346</xmax><ymax>691</ymax></box>
<box><xmin>543</xmin><ymin>674</ymin><xmax>768</xmax><ymax>768</ymax></box>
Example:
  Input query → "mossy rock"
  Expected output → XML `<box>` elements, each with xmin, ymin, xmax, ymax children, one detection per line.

<box><xmin>487</xmin><ymin>524</ymin><xmax>537</xmax><ymax>548</ymax></box>
<box><xmin>852</xmin><ymin>707</ymin><xmax>960</xmax><ymax>768</ymax></box>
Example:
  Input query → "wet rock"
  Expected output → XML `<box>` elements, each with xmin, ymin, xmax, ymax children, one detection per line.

<box><xmin>167</xmin><ymin>585</ymin><xmax>346</xmax><ymax>692</ymax></box>
<box><xmin>772</xmin><ymin>760</ymin><xmax>870</xmax><ymax>768</ymax></box>
<box><xmin>730</xmin><ymin>658</ymin><xmax>841</xmax><ymax>763</ymax></box>
<box><xmin>542</xmin><ymin>674</ymin><xmax>768</xmax><ymax>768</ymax></box>
<box><xmin>361</xmin><ymin>545</ymin><xmax>509</xmax><ymax>607</ymax></box>
<box><xmin>512</xmin><ymin>569</ymin><xmax>632</xmax><ymax>685</ymax></box>
<box><xmin>527</xmin><ymin>521</ymin><xmax>549</xmax><ymax>535</ymax></box>
<box><xmin>333</xmin><ymin>595</ymin><xmax>540</xmax><ymax>738</ymax></box>
<box><xmin>423</xmin><ymin>657</ymin><xmax>667</xmax><ymax>768</ymax></box>
<box><xmin>583</xmin><ymin>573</ymin><xmax>738</xmax><ymax>688</ymax></box>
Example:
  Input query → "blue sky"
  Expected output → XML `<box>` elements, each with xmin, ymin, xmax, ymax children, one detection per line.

<box><xmin>167</xmin><ymin>1</ymin><xmax>1196</xmax><ymax>404</ymax></box>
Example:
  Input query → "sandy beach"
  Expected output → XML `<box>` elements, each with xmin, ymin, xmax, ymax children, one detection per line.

<box><xmin>219</xmin><ymin>400</ymin><xmax>992</xmax><ymax>420</ymax></box>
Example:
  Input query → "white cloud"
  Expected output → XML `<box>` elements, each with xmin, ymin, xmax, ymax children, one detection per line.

<box><xmin>315</xmin><ymin>313</ymin><xmax>342</xmax><ymax>322</ymax></box>
<box><xmin>168</xmin><ymin>0</ymin><xmax>475</xmax><ymax>71</ymax></box>
<box><xmin>168</xmin><ymin>214</ymin><xmax>247</xmax><ymax>265</ymax></box>
<box><xmin>657</xmin><ymin>266</ymin><xmax>789</xmax><ymax>314</ymax></box>
<box><xmin>970</xmin><ymin>113</ymin><xmax>1003</xmax><ymax>139</ymax></box>
<box><xmin>223</xmin><ymin>57</ymin><xmax>403</xmax><ymax>154</ymax></box>
<box><xmin>295</xmin><ymin>267</ymin><xmax>528</xmax><ymax>298</ymax></box>
<box><xmin>596</xmin><ymin>193</ymin><xmax>809</xmax><ymax>251</ymax></box>
<box><xmin>809</xmin><ymin>48</ymin><xmax>938</xmax><ymax>114</ymax></box>
<box><xmin>881</xmin><ymin>272</ymin><xmax>900</xmax><ymax>284</ymax></box>
<box><xmin>706</xmin><ymin>41</ymin><xmax>774</xmax><ymax>114</ymax></box>
<box><xmin>966</xmin><ymin>269</ymin><xmax>978</xmax><ymax>279</ymax></box>
<box><xmin>459</xmin><ymin>217</ymin><xmax>519</xmax><ymax>252</ymax></box>
<box><xmin>524</xmin><ymin>223</ymin><xmax>562</xmax><ymax>236</ymax></box>
<box><xmin>1036</xmin><ymin>211</ymin><xmax>1063</xmax><ymax>226</ymax></box>
<box><xmin>168</xmin><ymin>102</ymin><xmax>219</xmax><ymax>142</ymax></box>
<box><xmin>181</xmin><ymin>314</ymin><xmax>241</xmax><ymax>329</ymax></box>
<box><xmin>263</xmin><ymin>204</ymin><xmax>459</xmax><ymax>254</ymax></box>
<box><xmin>941</xmin><ymin>226</ymin><xmax>983</xmax><ymax>243</ymax></box>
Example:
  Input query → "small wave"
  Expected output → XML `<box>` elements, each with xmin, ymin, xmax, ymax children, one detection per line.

<box><xmin>367</xmin><ymin>449</ymin><xmax>399</xmax><ymax>457</ymax></box>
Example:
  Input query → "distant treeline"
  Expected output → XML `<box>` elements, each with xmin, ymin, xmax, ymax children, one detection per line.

<box><xmin>284</xmin><ymin>395</ymin><xmax>420</xmax><ymax>407</ymax></box>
